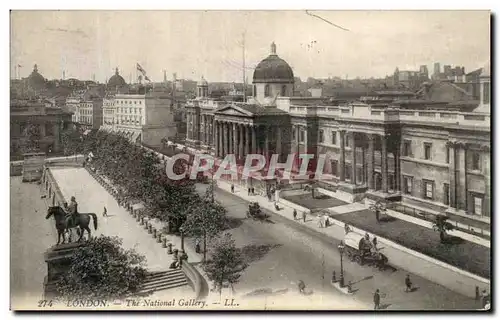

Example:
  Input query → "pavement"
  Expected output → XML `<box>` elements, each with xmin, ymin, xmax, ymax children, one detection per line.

<box><xmin>10</xmin><ymin>177</ymin><xmax>58</xmax><ymax>310</ymax></box>
<box><xmin>48</xmin><ymin>167</ymin><xmax>195</xmax><ymax>302</ymax></box>
<box><xmin>212</xmin><ymin>178</ymin><xmax>480</xmax><ymax>310</ymax></box>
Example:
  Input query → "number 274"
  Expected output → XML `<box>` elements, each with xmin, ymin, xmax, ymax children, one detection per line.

<box><xmin>38</xmin><ymin>300</ymin><xmax>53</xmax><ymax>307</ymax></box>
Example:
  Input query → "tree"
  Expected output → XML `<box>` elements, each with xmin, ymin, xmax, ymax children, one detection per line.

<box><xmin>369</xmin><ymin>201</ymin><xmax>385</xmax><ymax>222</ymax></box>
<box><xmin>182</xmin><ymin>193</ymin><xmax>228</xmax><ymax>261</ymax></box>
<box><xmin>432</xmin><ymin>214</ymin><xmax>454</xmax><ymax>243</ymax></box>
<box><xmin>61</xmin><ymin>127</ymin><xmax>83</xmax><ymax>156</ymax></box>
<box><xmin>203</xmin><ymin>233</ymin><xmax>247</xmax><ymax>293</ymax></box>
<box><xmin>56</xmin><ymin>236</ymin><xmax>147</xmax><ymax>300</ymax></box>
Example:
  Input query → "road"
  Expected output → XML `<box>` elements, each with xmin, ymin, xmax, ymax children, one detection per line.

<box><xmin>10</xmin><ymin>177</ymin><xmax>57</xmax><ymax>309</ymax></box>
<box><xmin>198</xmin><ymin>184</ymin><xmax>479</xmax><ymax>310</ymax></box>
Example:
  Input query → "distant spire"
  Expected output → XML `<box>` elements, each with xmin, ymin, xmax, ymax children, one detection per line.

<box><xmin>34</xmin><ymin>64</ymin><xmax>38</xmax><ymax>73</ymax></box>
<box><xmin>270</xmin><ymin>42</ymin><xmax>277</xmax><ymax>55</ymax></box>
<box><xmin>115</xmin><ymin>67</ymin><xmax>119</xmax><ymax>75</ymax></box>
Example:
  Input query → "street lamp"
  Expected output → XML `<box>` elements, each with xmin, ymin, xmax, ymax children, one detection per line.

<box><xmin>179</xmin><ymin>226</ymin><xmax>185</xmax><ymax>254</ymax></box>
<box><xmin>338</xmin><ymin>241</ymin><xmax>345</xmax><ymax>288</ymax></box>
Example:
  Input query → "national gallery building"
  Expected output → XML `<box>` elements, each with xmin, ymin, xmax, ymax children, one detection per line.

<box><xmin>184</xmin><ymin>42</ymin><xmax>491</xmax><ymax>228</ymax></box>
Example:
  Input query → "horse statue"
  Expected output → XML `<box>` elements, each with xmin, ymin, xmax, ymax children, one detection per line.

<box><xmin>45</xmin><ymin>206</ymin><xmax>98</xmax><ymax>245</ymax></box>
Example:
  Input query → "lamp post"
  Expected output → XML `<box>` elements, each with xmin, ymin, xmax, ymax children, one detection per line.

<box><xmin>338</xmin><ymin>241</ymin><xmax>345</xmax><ymax>288</ymax></box>
<box><xmin>180</xmin><ymin>226</ymin><xmax>185</xmax><ymax>254</ymax></box>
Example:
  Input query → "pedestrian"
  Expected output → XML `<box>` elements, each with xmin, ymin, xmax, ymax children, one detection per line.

<box><xmin>405</xmin><ymin>274</ymin><xmax>412</xmax><ymax>292</ymax></box>
<box><xmin>231</xmin><ymin>184</ymin><xmax>235</xmax><ymax>193</ymax></box>
<box><xmin>302</xmin><ymin>211</ymin><xmax>307</xmax><ymax>223</ymax></box>
<box><xmin>248</xmin><ymin>187</ymin><xmax>251</xmax><ymax>196</ymax></box>
<box><xmin>325</xmin><ymin>216</ymin><xmax>330</xmax><ymax>227</ymax></box>
<box><xmin>344</xmin><ymin>224</ymin><xmax>351</xmax><ymax>234</ymax></box>
<box><xmin>102</xmin><ymin>206</ymin><xmax>108</xmax><ymax>217</ymax></box>
<box><xmin>293</xmin><ymin>209</ymin><xmax>297</xmax><ymax>220</ymax></box>
<box><xmin>251</xmin><ymin>187</ymin><xmax>255</xmax><ymax>195</ymax></box>
<box><xmin>195</xmin><ymin>238</ymin><xmax>201</xmax><ymax>254</ymax></box>
<box><xmin>373</xmin><ymin>289</ymin><xmax>381</xmax><ymax>310</ymax></box>
<box><xmin>373</xmin><ymin>236</ymin><xmax>378</xmax><ymax>250</ymax></box>
<box><xmin>298</xmin><ymin>280</ymin><xmax>306</xmax><ymax>294</ymax></box>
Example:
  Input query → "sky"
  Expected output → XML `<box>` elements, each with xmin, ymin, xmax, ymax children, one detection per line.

<box><xmin>10</xmin><ymin>10</ymin><xmax>490</xmax><ymax>83</ymax></box>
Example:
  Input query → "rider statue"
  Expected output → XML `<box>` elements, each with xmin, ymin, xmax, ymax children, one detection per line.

<box><xmin>66</xmin><ymin>196</ymin><xmax>79</xmax><ymax>226</ymax></box>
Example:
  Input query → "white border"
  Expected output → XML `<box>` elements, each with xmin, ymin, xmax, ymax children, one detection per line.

<box><xmin>3</xmin><ymin>1</ymin><xmax>497</xmax><ymax>319</ymax></box>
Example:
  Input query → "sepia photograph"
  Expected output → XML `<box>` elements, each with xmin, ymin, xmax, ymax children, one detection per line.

<box><xmin>9</xmin><ymin>9</ymin><xmax>491</xmax><ymax>311</ymax></box>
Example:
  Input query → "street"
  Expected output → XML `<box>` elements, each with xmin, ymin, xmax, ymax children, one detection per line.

<box><xmin>199</xmin><ymin>184</ymin><xmax>479</xmax><ymax>310</ymax></box>
<box><xmin>10</xmin><ymin>177</ymin><xmax>56</xmax><ymax>309</ymax></box>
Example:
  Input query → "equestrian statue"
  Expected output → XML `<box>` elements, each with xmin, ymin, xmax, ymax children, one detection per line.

<box><xmin>45</xmin><ymin>196</ymin><xmax>98</xmax><ymax>245</ymax></box>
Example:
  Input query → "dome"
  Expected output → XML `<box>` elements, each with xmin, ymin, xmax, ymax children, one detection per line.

<box><xmin>480</xmin><ymin>60</ymin><xmax>490</xmax><ymax>77</ymax></box>
<box><xmin>27</xmin><ymin>64</ymin><xmax>46</xmax><ymax>90</ymax></box>
<box><xmin>197</xmin><ymin>76</ymin><xmax>208</xmax><ymax>86</ymax></box>
<box><xmin>253</xmin><ymin>42</ymin><xmax>294</xmax><ymax>84</ymax></box>
<box><xmin>107</xmin><ymin>67</ymin><xmax>127</xmax><ymax>87</ymax></box>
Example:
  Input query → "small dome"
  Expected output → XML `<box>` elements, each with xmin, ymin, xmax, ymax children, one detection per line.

<box><xmin>253</xmin><ymin>42</ymin><xmax>294</xmax><ymax>84</ymax></box>
<box><xmin>107</xmin><ymin>67</ymin><xmax>127</xmax><ymax>87</ymax></box>
<box><xmin>197</xmin><ymin>76</ymin><xmax>208</xmax><ymax>86</ymax></box>
<box><xmin>480</xmin><ymin>60</ymin><xmax>490</xmax><ymax>77</ymax></box>
<box><xmin>27</xmin><ymin>64</ymin><xmax>46</xmax><ymax>90</ymax></box>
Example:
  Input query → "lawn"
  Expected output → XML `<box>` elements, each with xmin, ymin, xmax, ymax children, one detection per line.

<box><xmin>335</xmin><ymin>209</ymin><xmax>491</xmax><ymax>279</ymax></box>
<box><xmin>282</xmin><ymin>193</ymin><xmax>348</xmax><ymax>211</ymax></box>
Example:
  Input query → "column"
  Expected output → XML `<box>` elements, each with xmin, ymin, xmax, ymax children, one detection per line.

<box><xmin>54</xmin><ymin>121</ymin><xmax>60</xmax><ymax>151</ymax></box>
<box><xmin>213</xmin><ymin>121</ymin><xmax>218</xmax><ymax>156</ymax></box>
<box><xmin>245</xmin><ymin>125</ymin><xmax>250</xmax><ymax>156</ymax></box>
<box><xmin>350</xmin><ymin>132</ymin><xmax>357</xmax><ymax>185</ymax></box>
<box><xmin>448</xmin><ymin>142</ymin><xmax>457</xmax><ymax>208</ymax></box>
<box><xmin>232</xmin><ymin>123</ymin><xmax>238</xmax><ymax>158</ymax></box>
<box><xmin>381</xmin><ymin>134</ymin><xmax>388</xmax><ymax>193</ymax></box>
<box><xmin>394</xmin><ymin>150</ymin><xmax>400</xmax><ymax>192</ymax></box>
<box><xmin>264</xmin><ymin>126</ymin><xmax>270</xmax><ymax>160</ymax></box>
<box><xmin>339</xmin><ymin>130</ymin><xmax>346</xmax><ymax>182</ymax></box>
<box><xmin>484</xmin><ymin>146</ymin><xmax>490</xmax><ymax>216</ymax></box>
<box><xmin>276</xmin><ymin>127</ymin><xmax>282</xmax><ymax>161</ymax></box>
<box><xmin>463</xmin><ymin>144</ymin><xmax>469</xmax><ymax>213</ymax></box>
<box><xmin>238</xmin><ymin>124</ymin><xmax>244</xmax><ymax>161</ymax></box>
<box><xmin>223</xmin><ymin>122</ymin><xmax>228</xmax><ymax>156</ymax></box>
<box><xmin>251</xmin><ymin>125</ymin><xmax>257</xmax><ymax>154</ymax></box>
<box><xmin>367</xmin><ymin>134</ymin><xmax>374</xmax><ymax>189</ymax></box>
<box><xmin>361</xmin><ymin>144</ymin><xmax>366</xmax><ymax>185</ymax></box>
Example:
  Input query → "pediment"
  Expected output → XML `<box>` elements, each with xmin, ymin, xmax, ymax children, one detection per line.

<box><xmin>215</xmin><ymin>105</ymin><xmax>254</xmax><ymax>117</ymax></box>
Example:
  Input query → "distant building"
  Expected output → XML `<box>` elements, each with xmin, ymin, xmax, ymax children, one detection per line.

<box><xmin>10</xmin><ymin>100</ymin><xmax>72</xmax><ymax>158</ymax></box>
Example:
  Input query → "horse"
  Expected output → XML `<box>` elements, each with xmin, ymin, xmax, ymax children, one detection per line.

<box><xmin>45</xmin><ymin>206</ymin><xmax>98</xmax><ymax>245</ymax></box>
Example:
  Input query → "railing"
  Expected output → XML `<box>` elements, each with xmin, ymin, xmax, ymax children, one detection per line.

<box><xmin>390</xmin><ymin>203</ymin><xmax>490</xmax><ymax>240</ymax></box>
<box><xmin>181</xmin><ymin>261</ymin><xmax>208</xmax><ymax>300</ymax></box>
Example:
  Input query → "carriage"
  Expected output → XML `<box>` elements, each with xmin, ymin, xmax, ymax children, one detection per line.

<box><xmin>343</xmin><ymin>232</ymin><xmax>388</xmax><ymax>270</ymax></box>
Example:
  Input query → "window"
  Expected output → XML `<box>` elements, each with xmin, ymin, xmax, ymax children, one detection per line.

<box><xmin>472</xmin><ymin>152</ymin><xmax>481</xmax><ymax>171</ymax></box>
<box><xmin>45</xmin><ymin>123</ymin><xmax>54</xmax><ymax>136</ymax></box>
<box><xmin>331</xmin><ymin>160</ymin><xmax>338</xmax><ymax>176</ymax></box>
<box><xmin>446</xmin><ymin>146</ymin><xmax>450</xmax><ymax>164</ymax></box>
<box><xmin>402</xmin><ymin>140</ymin><xmax>412</xmax><ymax>157</ymax></box>
<box><xmin>253</xmin><ymin>85</ymin><xmax>256</xmax><ymax>97</ymax></box>
<box><xmin>331</xmin><ymin>132</ymin><xmax>337</xmax><ymax>145</ymax></box>
<box><xmin>443</xmin><ymin>183</ymin><xmax>450</xmax><ymax>205</ymax></box>
<box><xmin>264</xmin><ymin>84</ymin><xmax>270</xmax><ymax>97</ymax></box>
<box><xmin>345</xmin><ymin>137</ymin><xmax>349</xmax><ymax>148</ymax></box>
<box><xmin>474</xmin><ymin>196</ymin><xmax>483</xmax><ymax>216</ymax></box>
<box><xmin>292</xmin><ymin>128</ymin><xmax>296</xmax><ymax>140</ymax></box>
<box><xmin>403</xmin><ymin>176</ymin><xmax>413</xmax><ymax>195</ymax></box>
<box><xmin>483</xmin><ymin>82</ymin><xmax>490</xmax><ymax>104</ymax></box>
<box><xmin>281</xmin><ymin>85</ymin><xmax>286</xmax><ymax>96</ymax></box>
<box><xmin>424</xmin><ymin>143</ymin><xmax>432</xmax><ymax>160</ymax></box>
<box><xmin>300</xmin><ymin>129</ymin><xmax>305</xmax><ymax>142</ymax></box>
<box><xmin>319</xmin><ymin>130</ymin><xmax>324</xmax><ymax>143</ymax></box>
<box><xmin>423</xmin><ymin>180</ymin><xmax>434</xmax><ymax>200</ymax></box>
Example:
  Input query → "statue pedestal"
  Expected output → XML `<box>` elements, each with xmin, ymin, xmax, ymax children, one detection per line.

<box><xmin>43</xmin><ymin>242</ymin><xmax>87</xmax><ymax>299</ymax></box>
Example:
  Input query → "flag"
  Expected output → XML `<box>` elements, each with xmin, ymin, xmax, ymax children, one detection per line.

<box><xmin>136</xmin><ymin>63</ymin><xmax>151</xmax><ymax>82</ymax></box>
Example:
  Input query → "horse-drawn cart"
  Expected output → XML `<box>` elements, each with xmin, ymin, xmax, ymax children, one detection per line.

<box><xmin>342</xmin><ymin>232</ymin><xmax>388</xmax><ymax>270</ymax></box>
